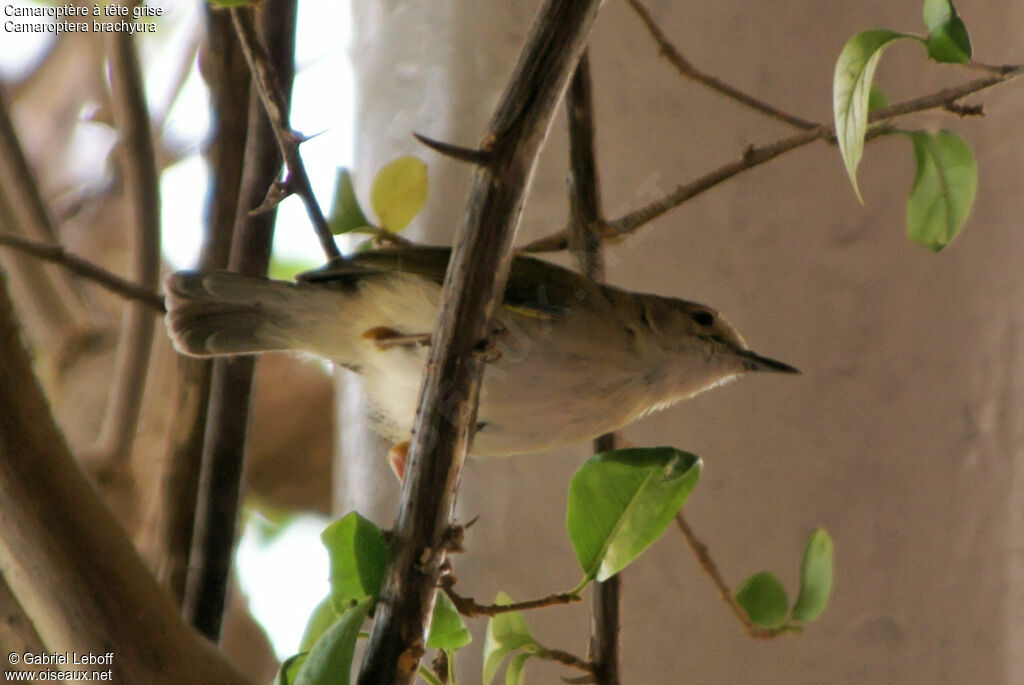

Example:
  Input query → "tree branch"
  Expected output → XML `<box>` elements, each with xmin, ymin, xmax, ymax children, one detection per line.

<box><xmin>183</xmin><ymin>0</ymin><xmax>297</xmax><ymax>640</ymax></box>
<box><xmin>565</xmin><ymin>52</ymin><xmax>622</xmax><ymax>685</ymax></box>
<box><xmin>229</xmin><ymin>5</ymin><xmax>341</xmax><ymax>261</ymax></box>
<box><xmin>624</xmin><ymin>0</ymin><xmax>817</xmax><ymax>130</ymax></box>
<box><xmin>157</xmin><ymin>5</ymin><xmax>252</xmax><ymax>605</ymax></box>
<box><xmin>674</xmin><ymin>511</ymin><xmax>788</xmax><ymax>640</ymax></box>
<box><xmin>0</xmin><ymin>270</ymin><xmax>248</xmax><ymax>684</ymax></box>
<box><xmin>356</xmin><ymin>2</ymin><xmax>602</xmax><ymax>682</ymax></box>
<box><xmin>90</xmin><ymin>30</ymin><xmax>162</xmax><ymax>466</ymax></box>
<box><xmin>523</xmin><ymin>65</ymin><xmax>1024</xmax><ymax>252</ymax></box>
<box><xmin>442</xmin><ymin>583</ymin><xmax>581</xmax><ymax>617</ymax></box>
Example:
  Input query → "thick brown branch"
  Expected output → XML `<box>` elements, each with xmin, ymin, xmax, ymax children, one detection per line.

<box><xmin>356</xmin><ymin>2</ymin><xmax>602</xmax><ymax>683</ymax></box>
<box><xmin>625</xmin><ymin>0</ymin><xmax>817</xmax><ymax>130</ymax></box>
<box><xmin>523</xmin><ymin>65</ymin><xmax>1023</xmax><ymax>252</ymax></box>
<box><xmin>0</xmin><ymin>232</ymin><xmax>165</xmax><ymax>312</ymax></box>
<box><xmin>674</xmin><ymin>511</ymin><xmax>788</xmax><ymax>640</ymax></box>
<box><xmin>0</xmin><ymin>271</ymin><xmax>247</xmax><ymax>684</ymax></box>
<box><xmin>442</xmin><ymin>584</ymin><xmax>581</xmax><ymax>617</ymax></box>
<box><xmin>229</xmin><ymin>6</ymin><xmax>341</xmax><ymax>261</ymax></box>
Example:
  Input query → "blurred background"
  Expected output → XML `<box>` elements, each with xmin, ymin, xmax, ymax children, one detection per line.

<box><xmin>2</xmin><ymin>0</ymin><xmax>1023</xmax><ymax>683</ymax></box>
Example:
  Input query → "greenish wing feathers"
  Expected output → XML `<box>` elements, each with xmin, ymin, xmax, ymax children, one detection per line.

<box><xmin>298</xmin><ymin>246</ymin><xmax>597</xmax><ymax>317</ymax></box>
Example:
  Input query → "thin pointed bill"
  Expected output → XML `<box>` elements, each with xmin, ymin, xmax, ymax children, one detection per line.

<box><xmin>736</xmin><ymin>349</ymin><xmax>800</xmax><ymax>374</ymax></box>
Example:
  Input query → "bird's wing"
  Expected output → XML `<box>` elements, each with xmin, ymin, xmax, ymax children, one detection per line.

<box><xmin>298</xmin><ymin>245</ymin><xmax>599</xmax><ymax>318</ymax></box>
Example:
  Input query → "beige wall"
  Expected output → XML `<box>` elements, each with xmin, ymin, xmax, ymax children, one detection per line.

<box><xmin>346</xmin><ymin>1</ymin><xmax>1024</xmax><ymax>682</ymax></box>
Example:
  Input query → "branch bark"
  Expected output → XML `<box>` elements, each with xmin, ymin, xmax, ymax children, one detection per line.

<box><xmin>91</xmin><ymin>30</ymin><xmax>162</xmax><ymax>465</ymax></box>
<box><xmin>356</xmin><ymin>1</ymin><xmax>603</xmax><ymax>682</ymax></box>
<box><xmin>566</xmin><ymin>51</ymin><xmax>622</xmax><ymax>685</ymax></box>
<box><xmin>183</xmin><ymin>0</ymin><xmax>297</xmax><ymax>639</ymax></box>
<box><xmin>157</xmin><ymin>3</ymin><xmax>251</xmax><ymax>607</ymax></box>
<box><xmin>0</xmin><ymin>269</ymin><xmax>248</xmax><ymax>684</ymax></box>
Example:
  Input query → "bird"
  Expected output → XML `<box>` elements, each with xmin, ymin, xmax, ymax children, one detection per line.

<box><xmin>164</xmin><ymin>245</ymin><xmax>796</xmax><ymax>474</ymax></box>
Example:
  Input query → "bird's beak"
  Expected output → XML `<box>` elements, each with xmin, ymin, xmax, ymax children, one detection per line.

<box><xmin>735</xmin><ymin>349</ymin><xmax>800</xmax><ymax>374</ymax></box>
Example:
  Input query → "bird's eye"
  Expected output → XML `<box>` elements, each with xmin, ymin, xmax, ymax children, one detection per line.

<box><xmin>691</xmin><ymin>310</ymin><xmax>714</xmax><ymax>327</ymax></box>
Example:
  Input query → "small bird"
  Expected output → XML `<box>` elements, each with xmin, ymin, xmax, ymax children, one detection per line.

<box><xmin>165</xmin><ymin>245</ymin><xmax>796</xmax><ymax>466</ymax></box>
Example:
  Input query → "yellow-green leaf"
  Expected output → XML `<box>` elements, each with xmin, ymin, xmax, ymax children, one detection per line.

<box><xmin>369</xmin><ymin>156</ymin><xmax>428</xmax><ymax>232</ymax></box>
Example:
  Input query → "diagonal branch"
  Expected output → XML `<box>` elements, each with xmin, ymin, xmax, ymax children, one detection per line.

<box><xmin>523</xmin><ymin>65</ymin><xmax>1024</xmax><ymax>252</ymax></box>
<box><xmin>356</xmin><ymin>2</ymin><xmax>602</xmax><ymax>683</ymax></box>
<box><xmin>0</xmin><ymin>270</ymin><xmax>248</xmax><ymax>684</ymax></box>
<box><xmin>229</xmin><ymin>6</ymin><xmax>341</xmax><ymax>261</ymax></box>
<box><xmin>624</xmin><ymin>0</ymin><xmax>817</xmax><ymax>130</ymax></box>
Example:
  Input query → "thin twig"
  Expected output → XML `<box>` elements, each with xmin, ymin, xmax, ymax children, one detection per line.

<box><xmin>566</xmin><ymin>52</ymin><xmax>622</xmax><ymax>685</ymax></box>
<box><xmin>0</xmin><ymin>232</ymin><xmax>165</xmax><ymax>312</ymax></box>
<box><xmin>157</xmin><ymin>4</ymin><xmax>250</xmax><ymax>606</ymax></box>
<box><xmin>674</xmin><ymin>511</ymin><xmax>787</xmax><ymax>640</ymax></box>
<box><xmin>91</xmin><ymin>31</ymin><xmax>162</xmax><ymax>465</ymax></box>
<box><xmin>441</xmin><ymin>584</ymin><xmax>581</xmax><ymax>617</ymax></box>
<box><xmin>229</xmin><ymin>7</ymin><xmax>341</xmax><ymax>261</ymax></box>
<box><xmin>624</xmin><ymin>0</ymin><xmax>817</xmax><ymax>130</ymax></box>
<box><xmin>523</xmin><ymin>65</ymin><xmax>1024</xmax><ymax>252</ymax></box>
<box><xmin>184</xmin><ymin>0</ymin><xmax>297</xmax><ymax>640</ymax></box>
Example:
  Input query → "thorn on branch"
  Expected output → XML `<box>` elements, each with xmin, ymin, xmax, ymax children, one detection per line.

<box><xmin>413</xmin><ymin>131</ymin><xmax>494</xmax><ymax>165</ymax></box>
<box><xmin>249</xmin><ymin>180</ymin><xmax>292</xmax><ymax>215</ymax></box>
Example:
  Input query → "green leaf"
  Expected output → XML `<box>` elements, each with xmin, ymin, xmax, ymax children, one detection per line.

<box><xmin>293</xmin><ymin>597</ymin><xmax>372</xmax><ymax>685</ymax></box>
<box><xmin>369</xmin><ymin>155</ymin><xmax>428</xmax><ymax>231</ymax></box>
<box><xmin>483</xmin><ymin>593</ymin><xmax>540</xmax><ymax>685</ymax></box>
<box><xmin>327</xmin><ymin>168</ymin><xmax>371</xmax><ymax>235</ymax></box>
<box><xmin>272</xmin><ymin>653</ymin><xmax>307</xmax><ymax>685</ymax></box>
<box><xmin>867</xmin><ymin>84</ymin><xmax>888</xmax><ymax>112</ymax></box>
<box><xmin>427</xmin><ymin>592</ymin><xmax>472</xmax><ymax>650</ymax></box>
<box><xmin>833</xmin><ymin>29</ymin><xmax>912</xmax><ymax>202</ymax></box>
<box><xmin>735</xmin><ymin>572</ymin><xmax>789</xmax><ymax>629</ymax></box>
<box><xmin>505</xmin><ymin>653</ymin><xmax>532</xmax><ymax>685</ymax></box>
<box><xmin>567</xmin><ymin>447</ymin><xmax>701</xmax><ymax>582</ymax></box>
<box><xmin>923</xmin><ymin>0</ymin><xmax>971</xmax><ymax>63</ymax></box>
<box><xmin>299</xmin><ymin>596</ymin><xmax>339</xmax><ymax>653</ymax></box>
<box><xmin>792</xmin><ymin>528</ymin><xmax>834</xmax><ymax>622</ymax></box>
<box><xmin>905</xmin><ymin>130</ymin><xmax>977</xmax><ymax>251</ymax></box>
<box><xmin>321</xmin><ymin>512</ymin><xmax>388</xmax><ymax>611</ymax></box>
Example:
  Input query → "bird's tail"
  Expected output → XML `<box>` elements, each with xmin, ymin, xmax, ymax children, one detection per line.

<box><xmin>164</xmin><ymin>271</ymin><xmax>340</xmax><ymax>358</ymax></box>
